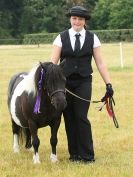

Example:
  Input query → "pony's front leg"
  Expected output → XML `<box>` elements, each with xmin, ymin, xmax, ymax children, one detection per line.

<box><xmin>24</xmin><ymin>128</ymin><xmax>32</xmax><ymax>150</ymax></box>
<box><xmin>12</xmin><ymin>120</ymin><xmax>20</xmax><ymax>153</ymax></box>
<box><xmin>32</xmin><ymin>135</ymin><xmax>40</xmax><ymax>164</ymax></box>
<box><xmin>50</xmin><ymin>118</ymin><xmax>61</xmax><ymax>163</ymax></box>
<box><xmin>28</xmin><ymin>120</ymin><xmax>40</xmax><ymax>164</ymax></box>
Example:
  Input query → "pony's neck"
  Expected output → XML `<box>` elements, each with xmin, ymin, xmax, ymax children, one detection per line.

<box><xmin>24</xmin><ymin>65</ymin><xmax>38</xmax><ymax>95</ymax></box>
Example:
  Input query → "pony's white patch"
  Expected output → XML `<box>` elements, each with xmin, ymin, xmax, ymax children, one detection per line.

<box><xmin>33</xmin><ymin>153</ymin><xmax>40</xmax><ymax>164</ymax></box>
<box><xmin>13</xmin><ymin>134</ymin><xmax>19</xmax><ymax>153</ymax></box>
<box><xmin>50</xmin><ymin>153</ymin><xmax>58</xmax><ymax>163</ymax></box>
<box><xmin>10</xmin><ymin>65</ymin><xmax>38</xmax><ymax>127</ymax></box>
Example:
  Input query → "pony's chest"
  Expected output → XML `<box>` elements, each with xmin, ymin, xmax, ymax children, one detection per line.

<box><xmin>34</xmin><ymin>99</ymin><xmax>61</xmax><ymax>127</ymax></box>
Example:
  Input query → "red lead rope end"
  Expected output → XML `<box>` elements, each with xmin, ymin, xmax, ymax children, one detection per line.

<box><xmin>105</xmin><ymin>98</ymin><xmax>114</xmax><ymax>118</ymax></box>
<box><xmin>102</xmin><ymin>97</ymin><xmax>119</xmax><ymax>128</ymax></box>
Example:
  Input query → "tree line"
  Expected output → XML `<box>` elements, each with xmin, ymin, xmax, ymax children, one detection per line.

<box><xmin>0</xmin><ymin>0</ymin><xmax>132</xmax><ymax>39</ymax></box>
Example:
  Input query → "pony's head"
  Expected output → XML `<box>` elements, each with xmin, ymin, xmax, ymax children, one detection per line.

<box><xmin>34</xmin><ymin>62</ymin><xmax>67</xmax><ymax>112</ymax></box>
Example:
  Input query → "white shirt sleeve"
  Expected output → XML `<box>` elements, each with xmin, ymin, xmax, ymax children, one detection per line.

<box><xmin>93</xmin><ymin>34</ymin><xmax>101</xmax><ymax>48</ymax></box>
<box><xmin>53</xmin><ymin>34</ymin><xmax>62</xmax><ymax>47</ymax></box>
<box><xmin>53</xmin><ymin>33</ymin><xmax>101</xmax><ymax>49</ymax></box>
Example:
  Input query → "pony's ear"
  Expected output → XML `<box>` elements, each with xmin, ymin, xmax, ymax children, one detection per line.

<box><xmin>59</xmin><ymin>59</ymin><xmax>66</xmax><ymax>68</ymax></box>
<box><xmin>39</xmin><ymin>61</ymin><xmax>44</xmax><ymax>69</ymax></box>
<box><xmin>39</xmin><ymin>61</ymin><xmax>52</xmax><ymax>72</ymax></box>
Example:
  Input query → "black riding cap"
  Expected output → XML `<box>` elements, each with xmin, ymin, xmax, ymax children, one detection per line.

<box><xmin>66</xmin><ymin>6</ymin><xmax>91</xmax><ymax>20</ymax></box>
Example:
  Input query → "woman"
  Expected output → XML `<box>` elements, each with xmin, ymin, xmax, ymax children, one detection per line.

<box><xmin>51</xmin><ymin>6</ymin><xmax>114</xmax><ymax>163</ymax></box>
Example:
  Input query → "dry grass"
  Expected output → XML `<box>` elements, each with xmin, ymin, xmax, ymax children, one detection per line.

<box><xmin>0</xmin><ymin>43</ymin><xmax>133</xmax><ymax>177</ymax></box>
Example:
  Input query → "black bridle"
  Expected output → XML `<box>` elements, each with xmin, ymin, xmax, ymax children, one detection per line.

<box><xmin>48</xmin><ymin>89</ymin><xmax>66</xmax><ymax>99</ymax></box>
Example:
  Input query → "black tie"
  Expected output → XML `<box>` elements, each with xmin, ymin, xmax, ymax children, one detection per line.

<box><xmin>74</xmin><ymin>33</ymin><xmax>81</xmax><ymax>52</ymax></box>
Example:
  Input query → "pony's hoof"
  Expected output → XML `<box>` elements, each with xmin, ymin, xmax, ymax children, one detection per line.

<box><xmin>33</xmin><ymin>160</ymin><xmax>40</xmax><ymax>164</ymax></box>
<box><xmin>13</xmin><ymin>146</ymin><xmax>20</xmax><ymax>153</ymax></box>
<box><xmin>50</xmin><ymin>153</ymin><xmax>58</xmax><ymax>163</ymax></box>
<box><xmin>33</xmin><ymin>154</ymin><xmax>40</xmax><ymax>164</ymax></box>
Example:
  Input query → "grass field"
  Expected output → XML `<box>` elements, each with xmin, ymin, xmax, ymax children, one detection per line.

<box><xmin>0</xmin><ymin>43</ymin><xmax>133</xmax><ymax>177</ymax></box>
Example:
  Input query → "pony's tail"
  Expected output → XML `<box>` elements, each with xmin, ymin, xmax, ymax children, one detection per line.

<box><xmin>13</xmin><ymin>126</ymin><xmax>32</xmax><ymax>151</ymax></box>
<box><xmin>18</xmin><ymin>127</ymin><xmax>25</xmax><ymax>146</ymax></box>
<box><xmin>19</xmin><ymin>128</ymin><xmax>32</xmax><ymax>149</ymax></box>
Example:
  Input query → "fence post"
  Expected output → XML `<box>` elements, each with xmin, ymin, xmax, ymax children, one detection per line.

<box><xmin>119</xmin><ymin>42</ymin><xmax>124</xmax><ymax>68</ymax></box>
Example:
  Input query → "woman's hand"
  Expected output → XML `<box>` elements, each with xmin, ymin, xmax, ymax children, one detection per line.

<box><xmin>101</xmin><ymin>83</ymin><xmax>114</xmax><ymax>102</ymax></box>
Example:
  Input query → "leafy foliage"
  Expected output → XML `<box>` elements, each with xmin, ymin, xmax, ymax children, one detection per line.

<box><xmin>0</xmin><ymin>0</ymin><xmax>132</xmax><ymax>38</ymax></box>
<box><xmin>91</xmin><ymin>0</ymin><xmax>133</xmax><ymax>30</ymax></box>
<box><xmin>108</xmin><ymin>0</ymin><xmax>133</xmax><ymax>29</ymax></box>
<box><xmin>23</xmin><ymin>29</ymin><xmax>133</xmax><ymax>45</ymax></box>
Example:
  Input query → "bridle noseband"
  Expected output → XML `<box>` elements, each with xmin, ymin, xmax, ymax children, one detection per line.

<box><xmin>48</xmin><ymin>89</ymin><xmax>66</xmax><ymax>99</ymax></box>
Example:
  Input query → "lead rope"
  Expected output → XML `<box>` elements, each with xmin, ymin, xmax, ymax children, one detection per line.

<box><xmin>65</xmin><ymin>88</ymin><xmax>101</xmax><ymax>103</ymax></box>
<box><xmin>66</xmin><ymin>88</ymin><xmax>119</xmax><ymax>128</ymax></box>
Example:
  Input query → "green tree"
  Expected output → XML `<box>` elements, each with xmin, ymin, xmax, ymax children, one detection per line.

<box><xmin>0</xmin><ymin>0</ymin><xmax>98</xmax><ymax>37</ymax></box>
<box><xmin>108</xmin><ymin>0</ymin><xmax>133</xmax><ymax>29</ymax></box>
<box><xmin>91</xmin><ymin>0</ymin><xmax>133</xmax><ymax>30</ymax></box>
<box><xmin>20</xmin><ymin>0</ymin><xmax>67</xmax><ymax>33</ymax></box>
<box><xmin>0</xmin><ymin>0</ymin><xmax>24</xmax><ymax>38</ymax></box>
<box><xmin>91</xmin><ymin>0</ymin><xmax>113</xmax><ymax>30</ymax></box>
<box><xmin>3</xmin><ymin>0</ymin><xmax>133</xmax><ymax>38</ymax></box>
<box><xmin>42</xmin><ymin>1</ymin><xmax>67</xmax><ymax>32</ymax></box>
<box><xmin>20</xmin><ymin>0</ymin><xmax>45</xmax><ymax>34</ymax></box>
<box><xmin>0</xmin><ymin>0</ymin><xmax>13</xmax><ymax>37</ymax></box>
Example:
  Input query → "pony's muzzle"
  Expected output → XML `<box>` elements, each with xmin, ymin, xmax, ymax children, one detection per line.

<box><xmin>51</xmin><ymin>97</ymin><xmax>67</xmax><ymax>111</ymax></box>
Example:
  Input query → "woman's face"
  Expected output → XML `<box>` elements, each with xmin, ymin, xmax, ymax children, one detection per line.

<box><xmin>70</xmin><ymin>16</ymin><xmax>86</xmax><ymax>32</ymax></box>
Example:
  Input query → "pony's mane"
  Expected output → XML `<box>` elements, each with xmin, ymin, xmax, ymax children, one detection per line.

<box><xmin>34</xmin><ymin>62</ymin><xmax>65</xmax><ymax>92</ymax></box>
<box><xmin>21</xmin><ymin>65</ymin><xmax>38</xmax><ymax>95</ymax></box>
<box><xmin>46</xmin><ymin>64</ymin><xmax>65</xmax><ymax>84</ymax></box>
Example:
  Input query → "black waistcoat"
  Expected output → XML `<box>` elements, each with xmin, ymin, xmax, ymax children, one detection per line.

<box><xmin>60</xmin><ymin>30</ymin><xmax>94</xmax><ymax>77</ymax></box>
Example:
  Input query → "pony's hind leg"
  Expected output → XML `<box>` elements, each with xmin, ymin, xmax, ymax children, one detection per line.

<box><xmin>50</xmin><ymin>118</ymin><xmax>61</xmax><ymax>163</ymax></box>
<box><xmin>12</xmin><ymin>119</ymin><xmax>21</xmax><ymax>153</ymax></box>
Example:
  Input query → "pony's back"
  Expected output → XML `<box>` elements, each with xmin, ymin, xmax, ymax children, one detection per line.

<box><xmin>7</xmin><ymin>72</ymin><xmax>27</xmax><ymax>109</ymax></box>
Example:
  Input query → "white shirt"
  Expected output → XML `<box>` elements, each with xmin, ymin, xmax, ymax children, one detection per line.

<box><xmin>53</xmin><ymin>27</ymin><xmax>101</xmax><ymax>50</ymax></box>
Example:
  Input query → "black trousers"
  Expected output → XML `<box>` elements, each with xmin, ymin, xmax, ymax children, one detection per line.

<box><xmin>63</xmin><ymin>74</ymin><xmax>94</xmax><ymax>160</ymax></box>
